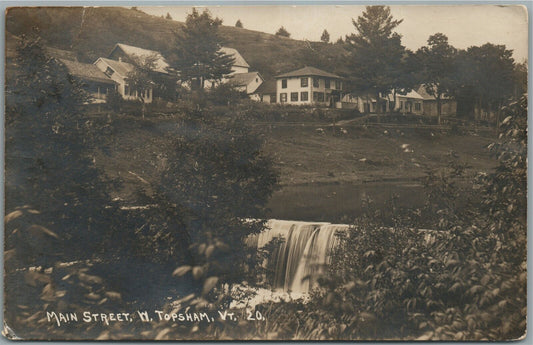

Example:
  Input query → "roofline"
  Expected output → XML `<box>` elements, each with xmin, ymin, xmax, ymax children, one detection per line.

<box><xmin>275</xmin><ymin>71</ymin><xmax>343</xmax><ymax>79</ymax></box>
<box><xmin>94</xmin><ymin>57</ymin><xmax>129</xmax><ymax>78</ymax></box>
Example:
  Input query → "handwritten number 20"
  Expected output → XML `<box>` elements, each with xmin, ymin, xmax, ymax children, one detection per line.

<box><xmin>247</xmin><ymin>310</ymin><xmax>264</xmax><ymax>321</ymax></box>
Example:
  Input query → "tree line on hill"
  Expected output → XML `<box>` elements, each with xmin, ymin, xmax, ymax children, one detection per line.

<box><xmin>124</xmin><ymin>6</ymin><xmax>526</xmax><ymax>124</ymax></box>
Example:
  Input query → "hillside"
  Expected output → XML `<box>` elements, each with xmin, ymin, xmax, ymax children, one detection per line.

<box><xmin>5</xmin><ymin>6</ymin><xmax>350</xmax><ymax>80</ymax></box>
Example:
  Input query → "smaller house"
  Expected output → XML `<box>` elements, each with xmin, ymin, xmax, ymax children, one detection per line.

<box><xmin>393</xmin><ymin>90</ymin><xmax>424</xmax><ymax>115</ymax></box>
<box><xmin>254</xmin><ymin>79</ymin><xmax>277</xmax><ymax>103</ymax></box>
<box><xmin>229</xmin><ymin>71</ymin><xmax>264</xmax><ymax>95</ymax></box>
<box><xmin>94</xmin><ymin>57</ymin><xmax>153</xmax><ymax>103</ymax></box>
<box><xmin>59</xmin><ymin>59</ymin><xmax>116</xmax><ymax>103</ymax></box>
<box><xmin>340</xmin><ymin>93</ymin><xmax>388</xmax><ymax>113</ymax></box>
<box><xmin>275</xmin><ymin>66</ymin><xmax>343</xmax><ymax>106</ymax></box>
<box><xmin>416</xmin><ymin>85</ymin><xmax>457</xmax><ymax>116</ymax></box>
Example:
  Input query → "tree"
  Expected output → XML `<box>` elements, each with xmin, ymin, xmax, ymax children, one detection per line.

<box><xmin>125</xmin><ymin>54</ymin><xmax>157</xmax><ymax>118</ymax></box>
<box><xmin>159</xmin><ymin>108</ymin><xmax>278</xmax><ymax>284</ymax></box>
<box><xmin>235</xmin><ymin>19</ymin><xmax>243</xmax><ymax>28</ymax></box>
<box><xmin>321</xmin><ymin>29</ymin><xmax>330</xmax><ymax>43</ymax></box>
<box><xmin>275</xmin><ymin>26</ymin><xmax>290</xmax><ymax>38</ymax></box>
<box><xmin>417</xmin><ymin>33</ymin><xmax>457</xmax><ymax>124</ymax></box>
<box><xmin>5</xmin><ymin>32</ymin><xmax>117</xmax><ymax>265</ymax></box>
<box><xmin>166</xmin><ymin>12</ymin><xmax>172</xmax><ymax>20</ymax></box>
<box><xmin>336</xmin><ymin>37</ymin><xmax>344</xmax><ymax>44</ymax></box>
<box><xmin>456</xmin><ymin>43</ymin><xmax>516</xmax><ymax>125</ymax></box>
<box><xmin>345</xmin><ymin>6</ymin><xmax>405</xmax><ymax>116</ymax></box>
<box><xmin>169</xmin><ymin>8</ymin><xmax>235</xmax><ymax>90</ymax></box>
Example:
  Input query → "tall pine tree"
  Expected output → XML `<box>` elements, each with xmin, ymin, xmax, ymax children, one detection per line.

<box><xmin>346</xmin><ymin>6</ymin><xmax>405</xmax><ymax>115</ymax></box>
<box><xmin>169</xmin><ymin>8</ymin><xmax>234</xmax><ymax>90</ymax></box>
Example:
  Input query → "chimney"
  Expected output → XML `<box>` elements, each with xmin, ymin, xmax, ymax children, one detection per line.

<box><xmin>118</xmin><ymin>57</ymin><xmax>122</xmax><ymax>62</ymax></box>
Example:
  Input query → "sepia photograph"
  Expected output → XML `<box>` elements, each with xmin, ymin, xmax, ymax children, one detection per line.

<box><xmin>3</xmin><ymin>3</ymin><xmax>528</xmax><ymax>341</ymax></box>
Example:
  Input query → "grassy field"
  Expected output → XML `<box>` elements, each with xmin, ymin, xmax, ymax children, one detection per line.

<box><xmin>263</xmin><ymin>123</ymin><xmax>497</xmax><ymax>186</ymax></box>
<box><xmin>94</xmin><ymin>113</ymin><xmax>498</xmax><ymax>222</ymax></box>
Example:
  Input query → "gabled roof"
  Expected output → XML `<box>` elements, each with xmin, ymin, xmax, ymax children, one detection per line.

<box><xmin>397</xmin><ymin>90</ymin><xmax>424</xmax><ymax>100</ymax></box>
<box><xmin>46</xmin><ymin>47</ymin><xmax>78</xmax><ymax>61</ymax></box>
<box><xmin>276</xmin><ymin>66</ymin><xmax>341</xmax><ymax>79</ymax></box>
<box><xmin>416</xmin><ymin>84</ymin><xmax>453</xmax><ymax>100</ymax></box>
<box><xmin>229</xmin><ymin>71</ymin><xmax>263</xmax><ymax>86</ymax></box>
<box><xmin>110</xmin><ymin>43</ymin><xmax>170</xmax><ymax>73</ymax></box>
<box><xmin>254</xmin><ymin>79</ymin><xmax>276</xmax><ymax>95</ymax></box>
<box><xmin>96</xmin><ymin>57</ymin><xmax>134</xmax><ymax>77</ymax></box>
<box><xmin>60</xmin><ymin>59</ymin><xmax>115</xmax><ymax>84</ymax></box>
<box><xmin>219</xmin><ymin>47</ymin><xmax>249</xmax><ymax>68</ymax></box>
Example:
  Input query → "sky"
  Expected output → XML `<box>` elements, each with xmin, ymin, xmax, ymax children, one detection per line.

<box><xmin>140</xmin><ymin>4</ymin><xmax>528</xmax><ymax>62</ymax></box>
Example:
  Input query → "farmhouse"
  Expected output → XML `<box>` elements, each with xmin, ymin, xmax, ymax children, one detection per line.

<box><xmin>94</xmin><ymin>57</ymin><xmax>153</xmax><ymax>103</ymax></box>
<box><xmin>59</xmin><ymin>58</ymin><xmax>116</xmax><ymax>103</ymax></box>
<box><xmin>416</xmin><ymin>85</ymin><xmax>457</xmax><ymax>116</ymax></box>
<box><xmin>275</xmin><ymin>66</ymin><xmax>343</xmax><ymax>106</ymax></box>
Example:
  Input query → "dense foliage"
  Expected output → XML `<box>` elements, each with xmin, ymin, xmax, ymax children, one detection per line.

<box><xmin>5</xmin><ymin>33</ymin><xmax>118</xmax><ymax>265</ymax></box>
<box><xmin>269</xmin><ymin>95</ymin><xmax>527</xmax><ymax>341</ymax></box>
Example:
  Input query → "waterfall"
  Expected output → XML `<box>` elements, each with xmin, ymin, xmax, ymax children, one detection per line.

<box><xmin>255</xmin><ymin>219</ymin><xmax>350</xmax><ymax>294</ymax></box>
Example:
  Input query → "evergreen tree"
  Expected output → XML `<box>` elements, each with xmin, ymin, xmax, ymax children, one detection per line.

<box><xmin>321</xmin><ymin>29</ymin><xmax>330</xmax><ymax>43</ymax></box>
<box><xmin>169</xmin><ymin>8</ymin><xmax>234</xmax><ymax>90</ymax></box>
<box><xmin>275</xmin><ymin>26</ymin><xmax>291</xmax><ymax>38</ymax></box>
<box><xmin>345</xmin><ymin>6</ymin><xmax>405</xmax><ymax>115</ymax></box>
<box><xmin>166</xmin><ymin>12</ymin><xmax>172</xmax><ymax>20</ymax></box>
<box><xmin>235</xmin><ymin>19</ymin><xmax>243</xmax><ymax>28</ymax></box>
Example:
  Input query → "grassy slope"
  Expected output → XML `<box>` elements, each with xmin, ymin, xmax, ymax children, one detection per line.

<box><xmin>264</xmin><ymin>124</ymin><xmax>496</xmax><ymax>186</ymax></box>
<box><xmin>5</xmin><ymin>7</ymin><xmax>349</xmax><ymax>80</ymax></box>
<box><xmin>94</xmin><ymin>114</ymin><xmax>496</xmax><ymax>207</ymax></box>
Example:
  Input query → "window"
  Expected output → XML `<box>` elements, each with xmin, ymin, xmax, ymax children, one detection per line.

<box><xmin>335</xmin><ymin>80</ymin><xmax>341</xmax><ymax>89</ymax></box>
<box><xmin>291</xmin><ymin>92</ymin><xmax>298</xmax><ymax>102</ymax></box>
<box><xmin>256</xmin><ymin>78</ymin><xmax>259</xmax><ymax>82</ymax></box>
<box><xmin>125</xmin><ymin>85</ymin><xmax>129</xmax><ymax>96</ymax></box>
<box><xmin>415</xmin><ymin>103</ymin><xmax>421</xmax><ymax>111</ymax></box>
<box><xmin>280</xmin><ymin>93</ymin><xmax>287</xmax><ymax>103</ymax></box>
<box><xmin>313</xmin><ymin>77</ymin><xmax>319</xmax><ymax>87</ymax></box>
<box><xmin>301</xmin><ymin>77</ymin><xmax>308</xmax><ymax>87</ymax></box>
<box><xmin>281</xmin><ymin>79</ymin><xmax>287</xmax><ymax>88</ymax></box>
<box><xmin>325</xmin><ymin>79</ymin><xmax>330</xmax><ymax>88</ymax></box>
<box><xmin>104</xmin><ymin>67</ymin><xmax>114</xmax><ymax>77</ymax></box>
<box><xmin>313</xmin><ymin>92</ymin><xmax>325</xmax><ymax>102</ymax></box>
<box><xmin>301</xmin><ymin>91</ymin><xmax>309</xmax><ymax>101</ymax></box>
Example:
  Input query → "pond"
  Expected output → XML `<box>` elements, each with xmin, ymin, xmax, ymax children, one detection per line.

<box><xmin>266</xmin><ymin>181</ymin><xmax>426</xmax><ymax>222</ymax></box>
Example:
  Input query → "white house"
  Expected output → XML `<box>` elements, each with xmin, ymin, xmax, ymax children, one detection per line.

<box><xmin>275</xmin><ymin>66</ymin><xmax>343</xmax><ymax>106</ymax></box>
<box><xmin>416</xmin><ymin>85</ymin><xmax>457</xmax><ymax>116</ymax></box>
<box><xmin>94</xmin><ymin>57</ymin><xmax>153</xmax><ymax>103</ymax></box>
<box><xmin>229</xmin><ymin>71</ymin><xmax>264</xmax><ymax>95</ymax></box>
<box><xmin>59</xmin><ymin>58</ymin><xmax>116</xmax><ymax>103</ymax></box>
<box><xmin>393</xmin><ymin>90</ymin><xmax>424</xmax><ymax>115</ymax></box>
<box><xmin>108</xmin><ymin>43</ymin><xmax>170</xmax><ymax>74</ymax></box>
